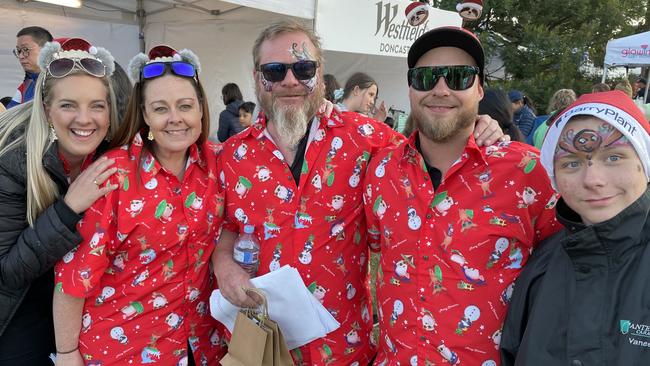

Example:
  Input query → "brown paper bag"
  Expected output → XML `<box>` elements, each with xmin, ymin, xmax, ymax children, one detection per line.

<box><xmin>220</xmin><ymin>289</ymin><xmax>294</xmax><ymax>366</ymax></box>
<box><xmin>260</xmin><ymin>317</ymin><xmax>294</xmax><ymax>366</ymax></box>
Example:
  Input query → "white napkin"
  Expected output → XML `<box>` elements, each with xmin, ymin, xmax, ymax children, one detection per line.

<box><xmin>210</xmin><ymin>265</ymin><xmax>340</xmax><ymax>349</ymax></box>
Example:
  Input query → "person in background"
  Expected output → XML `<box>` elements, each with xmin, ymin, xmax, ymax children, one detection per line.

<box><xmin>339</xmin><ymin>72</ymin><xmax>388</xmax><ymax>122</ymax></box>
<box><xmin>53</xmin><ymin>45</ymin><xmax>224</xmax><ymax>366</ymax></box>
<box><xmin>110</xmin><ymin>62</ymin><xmax>132</xmax><ymax>124</ymax></box>
<box><xmin>214</xmin><ymin>82</ymin><xmax>244</xmax><ymax>142</ymax></box>
<box><xmin>500</xmin><ymin>90</ymin><xmax>650</xmax><ymax>365</ymax></box>
<box><xmin>0</xmin><ymin>37</ymin><xmax>118</xmax><ymax>366</ymax></box>
<box><xmin>509</xmin><ymin>89</ymin><xmax>537</xmax><ymax>138</ymax></box>
<box><xmin>7</xmin><ymin>26</ymin><xmax>53</xmax><ymax>109</ymax></box>
<box><xmin>323</xmin><ymin>73</ymin><xmax>341</xmax><ymax>103</ymax></box>
<box><xmin>479</xmin><ymin>88</ymin><xmax>526</xmax><ymax>142</ymax></box>
<box><xmin>615</xmin><ymin>79</ymin><xmax>633</xmax><ymax>98</ymax></box>
<box><xmin>592</xmin><ymin>82</ymin><xmax>611</xmax><ymax>93</ymax></box>
<box><xmin>531</xmin><ymin>88</ymin><xmax>577</xmax><ymax>149</ymax></box>
<box><xmin>634</xmin><ymin>77</ymin><xmax>648</xmax><ymax>103</ymax></box>
<box><xmin>238</xmin><ymin>101</ymin><xmax>255</xmax><ymax>128</ymax></box>
<box><xmin>365</xmin><ymin>26</ymin><xmax>559</xmax><ymax>365</ymax></box>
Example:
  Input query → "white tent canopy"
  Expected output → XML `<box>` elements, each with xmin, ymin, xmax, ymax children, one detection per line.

<box><xmin>604</xmin><ymin>31</ymin><xmax>650</xmax><ymax>68</ymax></box>
<box><xmin>0</xmin><ymin>0</ymin><xmax>459</xmax><ymax>134</ymax></box>
<box><xmin>602</xmin><ymin>30</ymin><xmax>650</xmax><ymax>96</ymax></box>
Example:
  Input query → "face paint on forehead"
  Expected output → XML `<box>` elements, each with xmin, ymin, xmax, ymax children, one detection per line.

<box><xmin>290</xmin><ymin>42</ymin><xmax>314</xmax><ymax>61</ymax></box>
<box><xmin>554</xmin><ymin>122</ymin><xmax>630</xmax><ymax>161</ymax></box>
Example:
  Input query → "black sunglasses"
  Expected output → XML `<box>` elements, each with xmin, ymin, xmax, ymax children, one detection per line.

<box><xmin>408</xmin><ymin>65</ymin><xmax>479</xmax><ymax>91</ymax></box>
<box><xmin>47</xmin><ymin>57</ymin><xmax>106</xmax><ymax>78</ymax></box>
<box><xmin>258</xmin><ymin>60</ymin><xmax>319</xmax><ymax>82</ymax></box>
<box><xmin>141</xmin><ymin>61</ymin><xmax>196</xmax><ymax>80</ymax></box>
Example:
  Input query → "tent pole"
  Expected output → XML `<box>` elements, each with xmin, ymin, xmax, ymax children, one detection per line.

<box><xmin>643</xmin><ymin>67</ymin><xmax>650</xmax><ymax>104</ymax></box>
<box><xmin>137</xmin><ymin>0</ymin><xmax>146</xmax><ymax>53</ymax></box>
<box><xmin>313</xmin><ymin>0</ymin><xmax>319</xmax><ymax>30</ymax></box>
<box><xmin>601</xmin><ymin>65</ymin><xmax>608</xmax><ymax>83</ymax></box>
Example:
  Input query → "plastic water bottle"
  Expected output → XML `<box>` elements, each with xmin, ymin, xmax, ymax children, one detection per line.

<box><xmin>233</xmin><ymin>224</ymin><xmax>260</xmax><ymax>277</ymax></box>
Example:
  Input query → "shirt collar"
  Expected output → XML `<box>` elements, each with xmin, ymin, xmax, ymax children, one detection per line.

<box><xmin>400</xmin><ymin>130</ymin><xmax>489</xmax><ymax>168</ymax></box>
<box><xmin>129</xmin><ymin>131</ymin><xmax>206</xmax><ymax>185</ymax></box>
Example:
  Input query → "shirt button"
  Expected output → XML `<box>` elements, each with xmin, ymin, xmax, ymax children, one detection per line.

<box><xmin>571</xmin><ymin>360</ymin><xmax>583</xmax><ymax>366</ymax></box>
<box><xmin>422</xmin><ymin>255</ymin><xmax>429</xmax><ymax>261</ymax></box>
<box><xmin>426</xmin><ymin>214</ymin><xmax>432</xmax><ymax>219</ymax></box>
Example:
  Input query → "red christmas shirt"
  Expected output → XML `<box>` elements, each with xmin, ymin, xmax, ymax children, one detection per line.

<box><xmin>218</xmin><ymin>110</ymin><xmax>403</xmax><ymax>365</ymax></box>
<box><xmin>55</xmin><ymin>133</ymin><xmax>226</xmax><ymax>366</ymax></box>
<box><xmin>364</xmin><ymin>132</ymin><xmax>560</xmax><ymax>366</ymax></box>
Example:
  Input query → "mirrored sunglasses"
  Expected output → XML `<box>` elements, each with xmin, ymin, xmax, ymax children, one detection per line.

<box><xmin>141</xmin><ymin>61</ymin><xmax>196</xmax><ymax>80</ymax></box>
<box><xmin>47</xmin><ymin>57</ymin><xmax>106</xmax><ymax>78</ymax></box>
<box><xmin>407</xmin><ymin>65</ymin><xmax>479</xmax><ymax>91</ymax></box>
<box><xmin>258</xmin><ymin>60</ymin><xmax>319</xmax><ymax>82</ymax></box>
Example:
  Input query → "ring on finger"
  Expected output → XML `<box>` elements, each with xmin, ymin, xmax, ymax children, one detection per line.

<box><xmin>93</xmin><ymin>179</ymin><xmax>99</xmax><ymax>186</ymax></box>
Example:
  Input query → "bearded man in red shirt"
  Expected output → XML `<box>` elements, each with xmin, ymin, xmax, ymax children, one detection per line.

<box><xmin>363</xmin><ymin>27</ymin><xmax>561</xmax><ymax>365</ymax></box>
<box><xmin>214</xmin><ymin>21</ymin><xmax>506</xmax><ymax>365</ymax></box>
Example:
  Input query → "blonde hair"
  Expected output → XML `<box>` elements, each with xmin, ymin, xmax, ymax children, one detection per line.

<box><xmin>615</xmin><ymin>80</ymin><xmax>633</xmax><ymax>98</ymax></box>
<box><xmin>547</xmin><ymin>89</ymin><xmax>577</xmax><ymax>114</ymax></box>
<box><xmin>252</xmin><ymin>21</ymin><xmax>323</xmax><ymax>69</ymax></box>
<box><xmin>0</xmin><ymin>70</ymin><xmax>118</xmax><ymax>226</ymax></box>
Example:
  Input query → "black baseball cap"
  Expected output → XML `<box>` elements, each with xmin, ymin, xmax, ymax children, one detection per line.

<box><xmin>407</xmin><ymin>26</ymin><xmax>485</xmax><ymax>85</ymax></box>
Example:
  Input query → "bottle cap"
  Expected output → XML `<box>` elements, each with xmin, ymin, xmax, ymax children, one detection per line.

<box><xmin>243</xmin><ymin>224</ymin><xmax>254</xmax><ymax>234</ymax></box>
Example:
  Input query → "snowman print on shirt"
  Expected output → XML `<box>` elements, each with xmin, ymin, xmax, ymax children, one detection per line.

<box><xmin>455</xmin><ymin>305</ymin><xmax>481</xmax><ymax>335</ymax></box>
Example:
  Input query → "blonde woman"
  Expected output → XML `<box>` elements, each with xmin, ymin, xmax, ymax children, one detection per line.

<box><xmin>0</xmin><ymin>38</ymin><xmax>118</xmax><ymax>365</ymax></box>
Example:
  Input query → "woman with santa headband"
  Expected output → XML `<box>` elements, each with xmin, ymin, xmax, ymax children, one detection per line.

<box><xmin>500</xmin><ymin>90</ymin><xmax>650</xmax><ymax>365</ymax></box>
<box><xmin>0</xmin><ymin>38</ymin><xmax>119</xmax><ymax>365</ymax></box>
<box><xmin>53</xmin><ymin>45</ymin><xmax>224</xmax><ymax>366</ymax></box>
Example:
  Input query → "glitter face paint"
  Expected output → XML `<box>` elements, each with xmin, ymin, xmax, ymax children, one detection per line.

<box><xmin>290</xmin><ymin>42</ymin><xmax>318</xmax><ymax>94</ymax></box>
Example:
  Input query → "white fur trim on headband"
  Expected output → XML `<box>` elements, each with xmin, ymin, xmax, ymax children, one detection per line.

<box><xmin>540</xmin><ymin>102</ymin><xmax>650</xmax><ymax>190</ymax></box>
<box><xmin>127</xmin><ymin>52</ymin><xmax>149</xmax><ymax>83</ymax></box>
<box><xmin>178</xmin><ymin>49</ymin><xmax>201</xmax><ymax>74</ymax></box>
<box><xmin>94</xmin><ymin>46</ymin><xmax>115</xmax><ymax>76</ymax></box>
<box><xmin>38</xmin><ymin>41</ymin><xmax>62</xmax><ymax>72</ymax></box>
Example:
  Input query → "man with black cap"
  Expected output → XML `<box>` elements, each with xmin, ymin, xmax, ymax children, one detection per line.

<box><xmin>363</xmin><ymin>26</ymin><xmax>561</xmax><ymax>365</ymax></box>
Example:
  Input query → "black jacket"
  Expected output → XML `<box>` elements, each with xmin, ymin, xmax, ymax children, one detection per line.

<box><xmin>215</xmin><ymin>100</ymin><xmax>244</xmax><ymax>142</ymax></box>
<box><xmin>500</xmin><ymin>187</ymin><xmax>650</xmax><ymax>366</ymax></box>
<box><xmin>0</xmin><ymin>139</ymin><xmax>83</xmax><ymax>358</ymax></box>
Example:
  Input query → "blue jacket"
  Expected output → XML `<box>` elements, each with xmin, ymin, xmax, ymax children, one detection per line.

<box><xmin>7</xmin><ymin>72</ymin><xmax>39</xmax><ymax>109</ymax></box>
<box><xmin>513</xmin><ymin>105</ymin><xmax>536</xmax><ymax>137</ymax></box>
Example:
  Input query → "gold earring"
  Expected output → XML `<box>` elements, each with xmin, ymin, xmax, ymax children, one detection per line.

<box><xmin>147</xmin><ymin>130</ymin><xmax>154</xmax><ymax>141</ymax></box>
<box><xmin>49</xmin><ymin>123</ymin><xmax>58</xmax><ymax>142</ymax></box>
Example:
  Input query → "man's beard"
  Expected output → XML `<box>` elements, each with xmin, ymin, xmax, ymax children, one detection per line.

<box><xmin>412</xmin><ymin>100</ymin><xmax>477</xmax><ymax>142</ymax></box>
<box><xmin>257</xmin><ymin>85</ymin><xmax>323</xmax><ymax>149</ymax></box>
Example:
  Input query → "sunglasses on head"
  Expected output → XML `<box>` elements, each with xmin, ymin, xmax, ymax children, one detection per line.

<box><xmin>258</xmin><ymin>60</ymin><xmax>319</xmax><ymax>82</ymax></box>
<box><xmin>47</xmin><ymin>57</ymin><xmax>106</xmax><ymax>79</ymax></box>
<box><xmin>407</xmin><ymin>65</ymin><xmax>480</xmax><ymax>91</ymax></box>
<box><xmin>141</xmin><ymin>61</ymin><xmax>196</xmax><ymax>80</ymax></box>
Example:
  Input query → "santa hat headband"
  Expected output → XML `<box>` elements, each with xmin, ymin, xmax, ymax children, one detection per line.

<box><xmin>456</xmin><ymin>0</ymin><xmax>483</xmax><ymax>11</ymax></box>
<box><xmin>540</xmin><ymin>90</ymin><xmax>650</xmax><ymax>189</ymax></box>
<box><xmin>127</xmin><ymin>44</ymin><xmax>201</xmax><ymax>83</ymax></box>
<box><xmin>38</xmin><ymin>37</ymin><xmax>115</xmax><ymax>76</ymax></box>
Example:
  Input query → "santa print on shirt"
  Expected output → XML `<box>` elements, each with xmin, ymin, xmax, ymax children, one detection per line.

<box><xmin>219</xmin><ymin>110</ymin><xmax>403</xmax><ymax>365</ymax></box>
<box><xmin>55</xmin><ymin>132</ymin><xmax>226</xmax><ymax>366</ymax></box>
<box><xmin>364</xmin><ymin>132</ymin><xmax>560</xmax><ymax>366</ymax></box>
